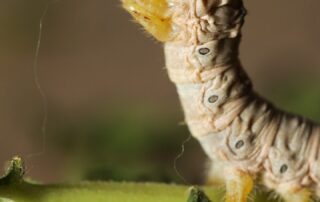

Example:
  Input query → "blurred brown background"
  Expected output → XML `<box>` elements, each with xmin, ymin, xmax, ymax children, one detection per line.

<box><xmin>0</xmin><ymin>0</ymin><xmax>319</xmax><ymax>184</ymax></box>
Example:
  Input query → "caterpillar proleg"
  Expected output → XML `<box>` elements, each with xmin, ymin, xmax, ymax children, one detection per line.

<box><xmin>121</xmin><ymin>0</ymin><xmax>320</xmax><ymax>201</ymax></box>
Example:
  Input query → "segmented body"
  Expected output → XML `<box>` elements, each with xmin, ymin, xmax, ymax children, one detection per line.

<box><xmin>166</xmin><ymin>0</ymin><xmax>320</xmax><ymax>195</ymax></box>
<box><xmin>122</xmin><ymin>0</ymin><xmax>320</xmax><ymax>200</ymax></box>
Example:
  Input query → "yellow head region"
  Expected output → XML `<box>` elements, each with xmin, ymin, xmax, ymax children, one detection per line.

<box><xmin>121</xmin><ymin>0</ymin><xmax>173</xmax><ymax>42</ymax></box>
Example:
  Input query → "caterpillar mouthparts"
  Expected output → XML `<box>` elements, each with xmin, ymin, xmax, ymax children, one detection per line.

<box><xmin>121</xmin><ymin>0</ymin><xmax>173</xmax><ymax>42</ymax></box>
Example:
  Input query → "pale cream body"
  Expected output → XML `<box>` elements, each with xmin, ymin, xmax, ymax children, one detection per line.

<box><xmin>164</xmin><ymin>0</ymin><xmax>320</xmax><ymax>196</ymax></box>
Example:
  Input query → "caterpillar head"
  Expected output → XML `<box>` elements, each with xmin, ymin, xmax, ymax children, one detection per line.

<box><xmin>121</xmin><ymin>0</ymin><xmax>246</xmax><ymax>43</ymax></box>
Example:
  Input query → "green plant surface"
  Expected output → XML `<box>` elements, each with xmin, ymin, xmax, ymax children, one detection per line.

<box><xmin>0</xmin><ymin>182</ymin><xmax>276</xmax><ymax>202</ymax></box>
<box><xmin>0</xmin><ymin>182</ymin><xmax>214</xmax><ymax>202</ymax></box>
<box><xmin>0</xmin><ymin>157</ymin><xmax>274</xmax><ymax>202</ymax></box>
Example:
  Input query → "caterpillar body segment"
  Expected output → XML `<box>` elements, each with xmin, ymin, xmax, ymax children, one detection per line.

<box><xmin>121</xmin><ymin>0</ymin><xmax>320</xmax><ymax>201</ymax></box>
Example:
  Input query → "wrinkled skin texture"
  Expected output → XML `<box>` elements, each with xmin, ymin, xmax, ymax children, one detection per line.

<box><xmin>121</xmin><ymin>0</ymin><xmax>320</xmax><ymax>201</ymax></box>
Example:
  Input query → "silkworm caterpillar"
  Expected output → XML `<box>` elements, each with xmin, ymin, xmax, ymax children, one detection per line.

<box><xmin>121</xmin><ymin>0</ymin><xmax>320</xmax><ymax>201</ymax></box>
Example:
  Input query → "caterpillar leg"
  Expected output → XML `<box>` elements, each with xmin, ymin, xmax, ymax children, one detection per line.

<box><xmin>279</xmin><ymin>188</ymin><xmax>311</xmax><ymax>202</ymax></box>
<box><xmin>121</xmin><ymin>0</ymin><xmax>172</xmax><ymax>42</ymax></box>
<box><xmin>225</xmin><ymin>170</ymin><xmax>254</xmax><ymax>202</ymax></box>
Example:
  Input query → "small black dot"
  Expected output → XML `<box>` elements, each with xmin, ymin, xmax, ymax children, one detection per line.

<box><xmin>280</xmin><ymin>164</ymin><xmax>288</xmax><ymax>174</ymax></box>
<box><xmin>199</xmin><ymin>48</ymin><xmax>210</xmax><ymax>55</ymax></box>
<box><xmin>235</xmin><ymin>140</ymin><xmax>244</xmax><ymax>149</ymax></box>
<box><xmin>208</xmin><ymin>95</ymin><xmax>219</xmax><ymax>103</ymax></box>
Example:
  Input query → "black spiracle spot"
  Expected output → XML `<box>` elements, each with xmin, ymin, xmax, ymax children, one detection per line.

<box><xmin>280</xmin><ymin>164</ymin><xmax>288</xmax><ymax>174</ymax></box>
<box><xmin>208</xmin><ymin>95</ymin><xmax>219</xmax><ymax>103</ymax></box>
<box><xmin>235</xmin><ymin>140</ymin><xmax>244</xmax><ymax>149</ymax></box>
<box><xmin>199</xmin><ymin>48</ymin><xmax>210</xmax><ymax>55</ymax></box>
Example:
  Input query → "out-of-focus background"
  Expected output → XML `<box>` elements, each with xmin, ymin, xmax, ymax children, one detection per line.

<box><xmin>0</xmin><ymin>0</ymin><xmax>319</xmax><ymax>184</ymax></box>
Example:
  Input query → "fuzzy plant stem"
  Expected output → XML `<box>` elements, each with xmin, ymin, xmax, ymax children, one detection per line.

<box><xmin>0</xmin><ymin>157</ymin><xmax>277</xmax><ymax>202</ymax></box>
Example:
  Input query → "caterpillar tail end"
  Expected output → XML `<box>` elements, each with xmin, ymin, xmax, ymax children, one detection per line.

<box><xmin>225</xmin><ymin>170</ymin><xmax>254</xmax><ymax>202</ymax></box>
<box><xmin>121</xmin><ymin>0</ymin><xmax>173</xmax><ymax>42</ymax></box>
